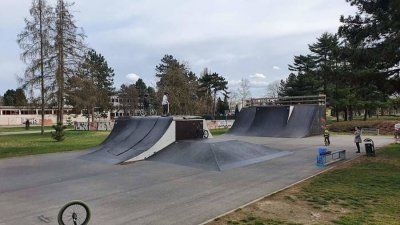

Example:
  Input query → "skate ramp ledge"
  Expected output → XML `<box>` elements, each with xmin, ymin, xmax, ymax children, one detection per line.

<box><xmin>125</xmin><ymin>121</ymin><xmax>176</xmax><ymax>162</ymax></box>
<box><xmin>80</xmin><ymin>116</ymin><xmax>173</xmax><ymax>164</ymax></box>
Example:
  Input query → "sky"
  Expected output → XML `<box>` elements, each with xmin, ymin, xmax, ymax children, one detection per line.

<box><xmin>0</xmin><ymin>0</ymin><xmax>356</xmax><ymax>98</ymax></box>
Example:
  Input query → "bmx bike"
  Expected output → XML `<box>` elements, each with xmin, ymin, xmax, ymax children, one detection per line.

<box><xmin>196</xmin><ymin>127</ymin><xmax>209</xmax><ymax>139</ymax></box>
<box><xmin>137</xmin><ymin>104</ymin><xmax>157</xmax><ymax>116</ymax></box>
<box><xmin>58</xmin><ymin>200</ymin><xmax>91</xmax><ymax>225</ymax></box>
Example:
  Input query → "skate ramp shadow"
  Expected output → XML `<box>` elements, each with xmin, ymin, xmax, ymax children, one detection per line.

<box><xmin>148</xmin><ymin>139</ymin><xmax>291</xmax><ymax>171</ymax></box>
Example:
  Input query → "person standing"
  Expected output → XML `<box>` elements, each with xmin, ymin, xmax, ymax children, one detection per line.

<box><xmin>162</xmin><ymin>92</ymin><xmax>169</xmax><ymax>116</ymax></box>
<box><xmin>143</xmin><ymin>93</ymin><xmax>150</xmax><ymax>115</ymax></box>
<box><xmin>354</xmin><ymin>126</ymin><xmax>362</xmax><ymax>153</ymax></box>
<box><xmin>25</xmin><ymin>119</ymin><xmax>30</xmax><ymax>130</ymax></box>
<box><xmin>394</xmin><ymin>122</ymin><xmax>400</xmax><ymax>142</ymax></box>
<box><xmin>323</xmin><ymin>129</ymin><xmax>330</xmax><ymax>146</ymax></box>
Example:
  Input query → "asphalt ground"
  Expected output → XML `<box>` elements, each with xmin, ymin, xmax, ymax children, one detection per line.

<box><xmin>0</xmin><ymin>134</ymin><xmax>393</xmax><ymax>225</ymax></box>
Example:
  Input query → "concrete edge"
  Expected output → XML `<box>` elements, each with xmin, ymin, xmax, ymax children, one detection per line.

<box><xmin>198</xmin><ymin>154</ymin><xmax>362</xmax><ymax>225</ymax></box>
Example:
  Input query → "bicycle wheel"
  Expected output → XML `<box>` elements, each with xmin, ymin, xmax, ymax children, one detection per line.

<box><xmin>203</xmin><ymin>130</ymin><xmax>209</xmax><ymax>139</ymax></box>
<box><xmin>58</xmin><ymin>200</ymin><xmax>91</xmax><ymax>225</ymax></box>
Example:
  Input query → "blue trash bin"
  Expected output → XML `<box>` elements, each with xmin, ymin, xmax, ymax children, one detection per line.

<box><xmin>319</xmin><ymin>147</ymin><xmax>327</xmax><ymax>155</ymax></box>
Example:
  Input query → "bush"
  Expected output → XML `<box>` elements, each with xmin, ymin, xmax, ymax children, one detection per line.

<box><xmin>328</xmin><ymin>120</ymin><xmax>396</xmax><ymax>134</ymax></box>
<box><xmin>51</xmin><ymin>122</ymin><xmax>67</xmax><ymax>141</ymax></box>
<box><xmin>329</xmin><ymin>121</ymin><xmax>377</xmax><ymax>132</ymax></box>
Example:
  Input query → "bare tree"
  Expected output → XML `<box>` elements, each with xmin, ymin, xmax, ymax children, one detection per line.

<box><xmin>266</xmin><ymin>80</ymin><xmax>281</xmax><ymax>98</ymax></box>
<box><xmin>54</xmin><ymin>0</ymin><xmax>86</xmax><ymax>124</ymax></box>
<box><xmin>238</xmin><ymin>78</ymin><xmax>251</xmax><ymax>108</ymax></box>
<box><xmin>17</xmin><ymin>0</ymin><xmax>53</xmax><ymax>134</ymax></box>
<box><xmin>228</xmin><ymin>90</ymin><xmax>239</xmax><ymax>111</ymax></box>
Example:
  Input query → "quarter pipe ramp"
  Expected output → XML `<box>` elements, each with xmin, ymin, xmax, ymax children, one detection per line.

<box><xmin>229</xmin><ymin>105</ymin><xmax>323</xmax><ymax>138</ymax></box>
<box><xmin>80</xmin><ymin>116</ymin><xmax>174</xmax><ymax>164</ymax></box>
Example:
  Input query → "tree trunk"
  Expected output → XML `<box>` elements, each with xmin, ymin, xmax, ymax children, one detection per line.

<box><xmin>212</xmin><ymin>90</ymin><xmax>217</xmax><ymax>117</ymax></box>
<box><xmin>87</xmin><ymin>109</ymin><xmax>90</xmax><ymax>130</ymax></box>
<box><xmin>344</xmin><ymin>107</ymin><xmax>348</xmax><ymax>121</ymax></box>
<box><xmin>363</xmin><ymin>108</ymin><xmax>368</xmax><ymax>121</ymax></box>
<box><xmin>39</xmin><ymin>0</ymin><xmax>45</xmax><ymax>135</ymax></box>
<box><xmin>91</xmin><ymin>107</ymin><xmax>95</xmax><ymax>122</ymax></box>
<box><xmin>335</xmin><ymin>106</ymin><xmax>339</xmax><ymax>122</ymax></box>
<box><xmin>349</xmin><ymin>105</ymin><xmax>353</xmax><ymax>121</ymax></box>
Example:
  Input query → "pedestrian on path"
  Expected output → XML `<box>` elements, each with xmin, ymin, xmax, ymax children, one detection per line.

<box><xmin>354</xmin><ymin>126</ymin><xmax>362</xmax><ymax>153</ymax></box>
<box><xmin>394</xmin><ymin>122</ymin><xmax>400</xmax><ymax>143</ymax></box>
<box><xmin>25</xmin><ymin>119</ymin><xmax>30</xmax><ymax>130</ymax></box>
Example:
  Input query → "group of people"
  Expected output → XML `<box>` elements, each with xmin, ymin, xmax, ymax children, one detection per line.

<box><xmin>141</xmin><ymin>92</ymin><xmax>170</xmax><ymax>116</ymax></box>
<box><xmin>323</xmin><ymin>126</ymin><xmax>365</xmax><ymax>153</ymax></box>
<box><xmin>324</xmin><ymin>123</ymin><xmax>400</xmax><ymax>153</ymax></box>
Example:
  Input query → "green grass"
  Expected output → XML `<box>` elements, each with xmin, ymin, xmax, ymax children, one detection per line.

<box><xmin>298</xmin><ymin>144</ymin><xmax>400</xmax><ymax>224</ymax></box>
<box><xmin>210</xmin><ymin>128</ymin><xmax>229</xmax><ymax>136</ymax></box>
<box><xmin>0</xmin><ymin>125</ymin><xmax>74</xmax><ymax>132</ymax></box>
<box><xmin>213</xmin><ymin>144</ymin><xmax>400</xmax><ymax>225</ymax></box>
<box><xmin>0</xmin><ymin>130</ymin><xmax>110</xmax><ymax>159</ymax></box>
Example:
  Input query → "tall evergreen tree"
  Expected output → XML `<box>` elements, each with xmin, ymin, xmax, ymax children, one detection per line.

<box><xmin>216</xmin><ymin>97</ymin><xmax>224</xmax><ymax>115</ymax></box>
<box><xmin>3</xmin><ymin>90</ymin><xmax>17</xmax><ymax>106</ymax></box>
<box><xmin>199</xmin><ymin>70</ymin><xmax>228</xmax><ymax>116</ymax></box>
<box><xmin>155</xmin><ymin>54</ymin><xmax>199</xmax><ymax>115</ymax></box>
<box><xmin>15</xmin><ymin>89</ymin><xmax>28</xmax><ymax>106</ymax></box>
<box><xmin>66</xmin><ymin>49</ymin><xmax>114</xmax><ymax>121</ymax></box>
<box><xmin>135</xmin><ymin>78</ymin><xmax>147</xmax><ymax>106</ymax></box>
<box><xmin>17</xmin><ymin>0</ymin><xmax>53</xmax><ymax>134</ymax></box>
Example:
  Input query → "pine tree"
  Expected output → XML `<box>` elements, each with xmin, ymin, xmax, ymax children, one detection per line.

<box><xmin>66</xmin><ymin>49</ymin><xmax>115</xmax><ymax>122</ymax></box>
<box><xmin>17</xmin><ymin>0</ymin><xmax>53</xmax><ymax>134</ymax></box>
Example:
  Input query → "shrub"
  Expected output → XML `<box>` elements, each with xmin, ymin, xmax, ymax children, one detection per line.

<box><xmin>51</xmin><ymin>122</ymin><xmax>67</xmax><ymax>141</ymax></box>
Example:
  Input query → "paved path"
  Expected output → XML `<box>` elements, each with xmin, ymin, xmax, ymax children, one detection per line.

<box><xmin>0</xmin><ymin>134</ymin><xmax>393</xmax><ymax>225</ymax></box>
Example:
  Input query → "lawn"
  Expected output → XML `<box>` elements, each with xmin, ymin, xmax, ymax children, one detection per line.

<box><xmin>208</xmin><ymin>144</ymin><xmax>400</xmax><ymax>225</ymax></box>
<box><xmin>0</xmin><ymin>130</ymin><xmax>110</xmax><ymax>159</ymax></box>
<box><xmin>210</xmin><ymin>128</ymin><xmax>230</xmax><ymax>136</ymax></box>
<box><xmin>0</xmin><ymin>125</ymin><xmax>74</xmax><ymax>132</ymax></box>
<box><xmin>0</xmin><ymin>128</ymin><xmax>227</xmax><ymax>159</ymax></box>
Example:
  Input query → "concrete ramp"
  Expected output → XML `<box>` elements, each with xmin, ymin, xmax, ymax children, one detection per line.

<box><xmin>229</xmin><ymin>107</ymin><xmax>256</xmax><ymax>134</ymax></box>
<box><xmin>80</xmin><ymin>116</ymin><xmax>174</xmax><ymax>164</ymax></box>
<box><xmin>280</xmin><ymin>105</ymin><xmax>319</xmax><ymax>138</ymax></box>
<box><xmin>149</xmin><ymin>139</ymin><xmax>291</xmax><ymax>171</ymax></box>
<box><xmin>229</xmin><ymin>105</ymin><xmax>323</xmax><ymax>138</ymax></box>
<box><xmin>249</xmin><ymin>106</ymin><xmax>290</xmax><ymax>137</ymax></box>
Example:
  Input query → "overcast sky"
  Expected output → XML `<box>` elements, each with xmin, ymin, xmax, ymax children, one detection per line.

<box><xmin>0</xmin><ymin>0</ymin><xmax>356</xmax><ymax>98</ymax></box>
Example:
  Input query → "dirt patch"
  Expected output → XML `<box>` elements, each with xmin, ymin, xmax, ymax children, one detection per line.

<box><xmin>207</xmin><ymin>159</ymin><xmax>363</xmax><ymax>225</ymax></box>
<box><xmin>208</xmin><ymin>181</ymin><xmax>347</xmax><ymax>225</ymax></box>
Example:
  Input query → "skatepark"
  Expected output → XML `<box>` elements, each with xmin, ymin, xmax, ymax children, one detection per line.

<box><xmin>0</xmin><ymin>105</ymin><xmax>394</xmax><ymax>225</ymax></box>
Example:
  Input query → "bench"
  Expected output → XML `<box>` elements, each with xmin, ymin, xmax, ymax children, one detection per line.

<box><xmin>316</xmin><ymin>150</ymin><xmax>346</xmax><ymax>167</ymax></box>
<box><xmin>361</xmin><ymin>128</ymin><xmax>379</xmax><ymax>136</ymax></box>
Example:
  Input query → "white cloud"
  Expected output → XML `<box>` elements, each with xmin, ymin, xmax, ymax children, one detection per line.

<box><xmin>126</xmin><ymin>73</ymin><xmax>140</xmax><ymax>82</ymax></box>
<box><xmin>0</xmin><ymin>0</ymin><xmax>356</xmax><ymax>95</ymax></box>
<box><xmin>228</xmin><ymin>79</ymin><xmax>242</xmax><ymax>86</ymax></box>
<box><xmin>272</xmin><ymin>66</ymin><xmax>281</xmax><ymax>70</ymax></box>
<box><xmin>249</xmin><ymin>73</ymin><xmax>266</xmax><ymax>79</ymax></box>
<box><xmin>249</xmin><ymin>80</ymin><xmax>269</xmax><ymax>88</ymax></box>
